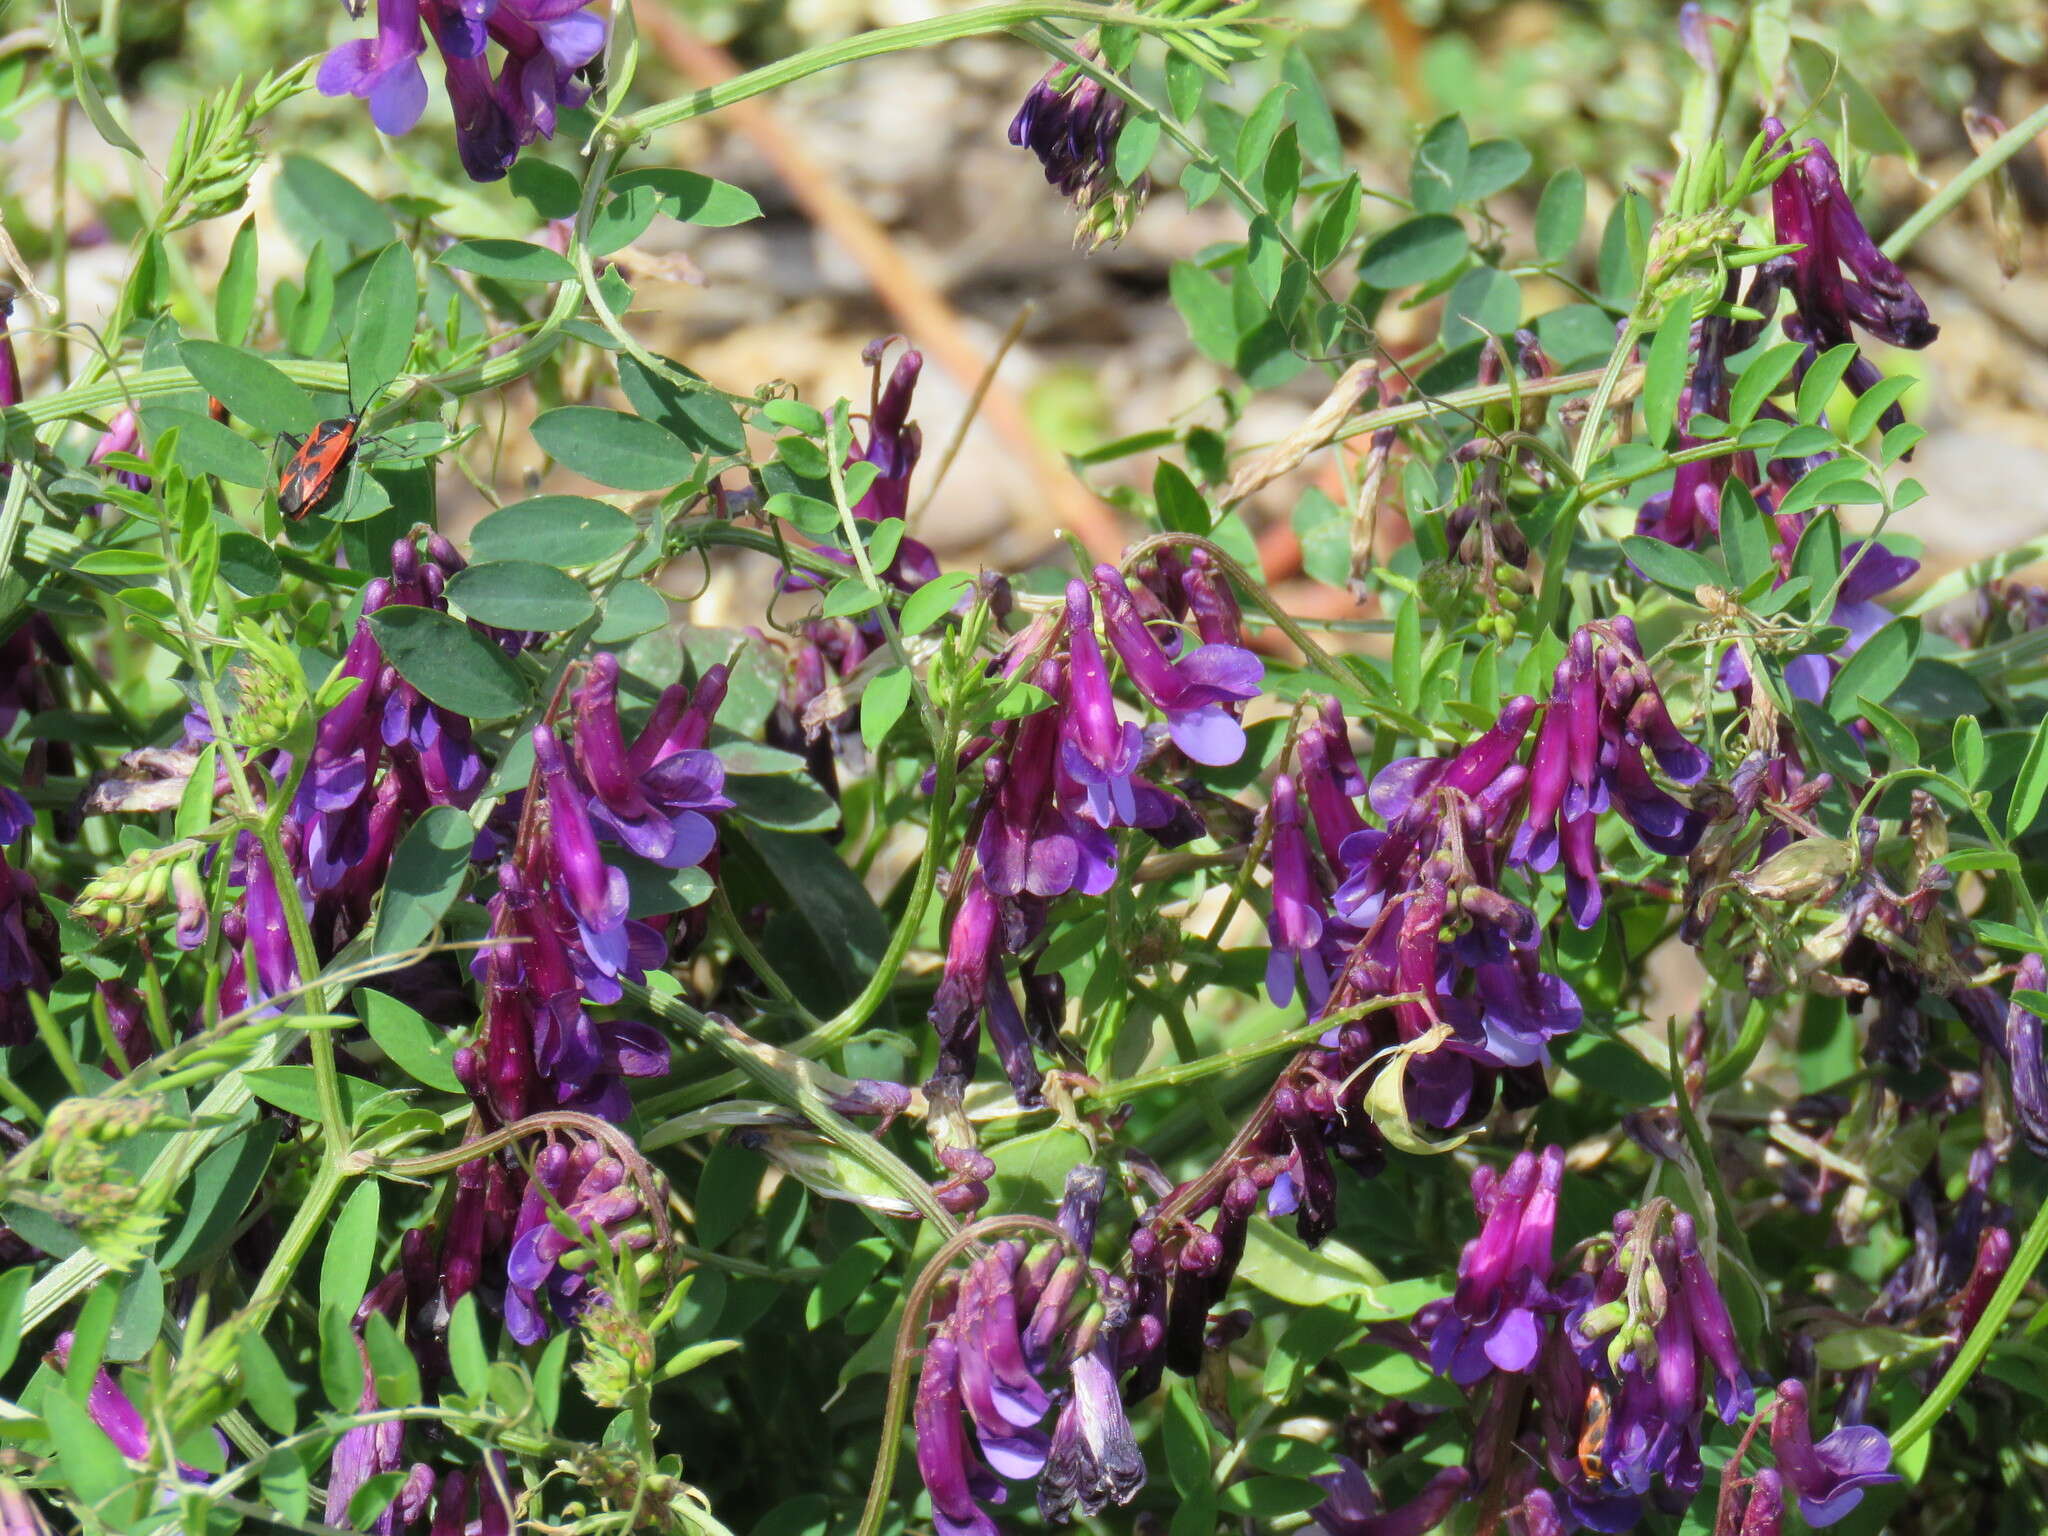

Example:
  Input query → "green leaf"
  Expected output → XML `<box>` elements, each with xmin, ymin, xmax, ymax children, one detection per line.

<box><xmin>1464</xmin><ymin>138</ymin><xmax>1531</xmax><ymax>200</ymax></box>
<box><xmin>179</xmin><ymin>341</ymin><xmax>317</xmax><ymax>438</ymax></box>
<box><xmin>371</xmin><ymin>805</ymin><xmax>475</xmax><ymax>962</ymax></box>
<box><xmin>821</xmin><ymin>580</ymin><xmax>882</xmax><ymax>619</ymax></box>
<box><xmin>1218</xmin><ymin>1478</ymin><xmax>1328</xmax><ymax>1518</ymax></box>
<box><xmin>1534</xmin><ymin>168</ymin><xmax>1586</xmax><ymax>264</ymax></box>
<box><xmin>1796</xmin><ymin>342</ymin><xmax>1859</xmax><ymax>426</ymax></box>
<box><xmin>1439</xmin><ymin>265</ymin><xmax>1520</xmax><ymax>348</ymax></box>
<box><xmin>1720</xmin><ymin>480</ymin><xmax>1772</xmax><ymax>589</ymax></box>
<box><xmin>348</xmin><ymin>243</ymin><xmax>419</xmax><ymax>406</ymax></box>
<box><xmin>1281</xmin><ymin>46</ymin><xmax>1342</xmax><ymax>171</ymax></box>
<box><xmin>1843</xmin><ymin>373</ymin><xmax>1915</xmax><ymax>444</ymax></box>
<box><xmin>1789</xmin><ymin>39</ymin><xmax>1914</xmax><ymax>161</ymax></box>
<box><xmin>1642</xmin><ymin>294</ymin><xmax>1697</xmax><ymax>449</ymax></box>
<box><xmin>277</xmin><ymin>155</ymin><xmax>395</xmax><ymax>254</ymax></box>
<box><xmin>1409</xmin><ymin>114</ymin><xmax>1470</xmax><ymax>212</ymax></box>
<box><xmin>365</xmin><ymin>606</ymin><xmax>534</xmax><ymax>720</ymax></box>
<box><xmin>1234</xmin><ymin>83</ymin><xmax>1293</xmax><ymax>182</ymax></box>
<box><xmin>1558</xmin><ymin>1032</ymin><xmax>1671</xmax><ymax>1103</ymax></box>
<box><xmin>1307</xmin><ymin>174</ymin><xmax>1363</xmax><ymax>270</ymax></box>
<box><xmin>470</xmin><ymin>495</ymin><xmax>637</xmax><ymax>567</ymax></box>
<box><xmin>1727</xmin><ymin>341</ymin><xmax>1804</xmax><ymax>429</ymax></box>
<box><xmin>531</xmin><ymin>406</ymin><xmax>689</xmax><ymax>490</ymax></box>
<box><xmin>1955</xmin><ymin>716</ymin><xmax>1986</xmax><ymax>785</ymax></box>
<box><xmin>363</xmin><ymin>1312</ymin><xmax>421</xmax><ymax>1408</ymax></box>
<box><xmin>861</xmin><ymin>665</ymin><xmax>913</xmax><ymax>752</ymax></box>
<box><xmin>238</xmin><ymin>1332</ymin><xmax>298</xmax><ymax>1435</ymax></box>
<box><xmin>2009</xmin><ymin>716</ymin><xmax>2048</xmax><ymax>838</ymax></box>
<box><xmin>42</xmin><ymin>1380</ymin><xmax>135</xmax><ymax>1521</ymax></box>
<box><xmin>1621</xmin><ymin>534</ymin><xmax>1723</xmax><ymax>599</ymax></box>
<box><xmin>1154</xmin><ymin>460</ymin><xmax>1211</xmax><ymax>535</ymax></box>
<box><xmin>899</xmin><ymin>572</ymin><xmax>974</xmax><ymax>633</ymax></box>
<box><xmin>1162</xmin><ymin>1383</ymin><xmax>1215</xmax><ymax>1496</ymax></box>
<box><xmin>54</xmin><ymin>0</ymin><xmax>141</xmax><ymax>157</ymax></box>
<box><xmin>613</xmin><ymin>853</ymin><xmax>715</xmax><ymax>918</ymax></box>
<box><xmin>216</xmin><ymin>217</ymin><xmax>260</xmax><ymax>345</ymax></box>
<box><xmin>725</xmin><ymin>773</ymin><xmax>840</xmax><ymax>835</ymax></box>
<box><xmin>1827</xmin><ymin>617</ymin><xmax>1919</xmax><ymax>720</ymax></box>
<box><xmin>219</xmin><ymin>531</ymin><xmax>282</xmax><ymax>595</ymax></box>
<box><xmin>143</xmin><ymin>407</ymin><xmax>270</xmax><ymax>488</ymax></box>
<box><xmin>445</xmin><ymin>559</ymin><xmax>596</xmax><ymax>632</ymax></box>
<box><xmin>1358</xmin><ymin>214</ymin><xmax>1468</xmax><ymax>290</ymax></box>
<box><xmin>360</xmin><ymin>991</ymin><xmax>464</xmax><ymax>1095</ymax></box>
<box><xmin>321</xmin><ymin>1181</ymin><xmax>382</xmax><ymax>1324</ymax></box>
<box><xmin>1792</xmin><ymin>510</ymin><xmax>1844</xmax><ymax>606</ymax></box>
<box><xmin>616</xmin><ymin>354</ymin><xmax>748</xmax><ymax>454</ymax></box>
<box><xmin>439</xmin><ymin>239</ymin><xmax>577</xmax><ymax>283</ymax></box>
<box><xmin>1115</xmin><ymin>114</ymin><xmax>1162</xmax><ymax>186</ymax></box>
<box><xmin>447</xmin><ymin>1295</ymin><xmax>489</xmax><ymax>1398</ymax></box>
<box><xmin>593</xmin><ymin>580</ymin><xmax>670</xmax><ymax>643</ymax></box>
<box><xmin>157</xmin><ymin>1120</ymin><xmax>278</xmax><ymax>1273</ymax></box>
<box><xmin>611</xmin><ymin>167</ymin><xmax>764</xmax><ymax>226</ymax></box>
<box><xmin>1236</xmin><ymin>1220</ymin><xmax>1402</xmax><ymax>1307</ymax></box>
<box><xmin>509</xmin><ymin>157</ymin><xmax>581</xmax><ymax>221</ymax></box>
<box><xmin>804</xmin><ymin>1238</ymin><xmax>891</xmax><ymax>1329</ymax></box>
<box><xmin>0</xmin><ymin>1269</ymin><xmax>25</xmax><ymax>1380</ymax></box>
<box><xmin>588</xmin><ymin>183</ymin><xmax>659</xmax><ymax>256</ymax></box>
<box><xmin>1169</xmin><ymin>261</ymin><xmax>1238</xmax><ymax>364</ymax></box>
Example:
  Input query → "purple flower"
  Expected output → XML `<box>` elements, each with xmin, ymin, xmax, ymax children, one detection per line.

<box><xmin>851</xmin><ymin>344</ymin><xmax>924</xmax><ymax>525</ymax></box>
<box><xmin>320</xmin><ymin>0</ymin><xmax>604</xmax><ymax>180</ymax></box>
<box><xmin>0</xmin><ymin>286</ymin><xmax>20</xmax><ymax>412</ymax></box>
<box><xmin>1038</xmin><ymin>1333</ymin><xmax>1143</xmax><ymax>1520</ymax></box>
<box><xmin>317</xmin><ymin>0</ymin><xmax>429</xmax><ymax>135</ymax></box>
<box><xmin>1671</xmin><ymin>1212</ymin><xmax>1753</xmax><ymax>1422</ymax></box>
<box><xmin>1007</xmin><ymin>48</ymin><xmax>1143</xmax><ymax>243</ymax></box>
<box><xmin>46</xmin><ymin>1332</ymin><xmax>212</xmax><ymax>1483</ymax></box>
<box><xmin>1768</xmin><ymin>1379</ymin><xmax>1898</xmax><ymax>1526</ymax></box>
<box><xmin>504</xmin><ymin>1138</ymin><xmax>652</xmax><ymax>1343</ymax></box>
<box><xmin>1092</xmin><ymin>565</ymin><xmax>1263</xmax><ymax>767</ymax></box>
<box><xmin>1429</xmin><ymin>1147</ymin><xmax>1561</xmax><ymax>1383</ymax></box>
<box><xmin>915</xmin><ymin>1333</ymin><xmax>1005</xmax><ymax>1536</ymax></box>
<box><xmin>1308</xmin><ymin>1459</ymin><xmax>1472</xmax><ymax>1536</ymax></box>
<box><xmin>0</xmin><ymin>1477</ymin><xmax>54</xmax><ymax>1536</ymax></box>
<box><xmin>534</xmin><ymin>725</ymin><xmax>632</xmax><ymax>979</ymax></box>
<box><xmin>1738</xmin><ymin>1468</ymin><xmax>1785</xmax><ymax>1535</ymax></box>
<box><xmin>1060</xmin><ymin>581</ymin><xmax>1145</xmax><ymax>824</ymax></box>
<box><xmin>1264</xmin><ymin>775</ymin><xmax>1332</xmax><ymax>1010</ymax></box>
<box><xmin>571</xmin><ymin>653</ymin><xmax>730</xmax><ymax>868</ymax></box>
<box><xmin>1779</xmin><ymin>541</ymin><xmax>1919</xmax><ymax>703</ymax></box>
<box><xmin>1767</xmin><ymin>122</ymin><xmax>1938</xmax><ymax>353</ymax></box>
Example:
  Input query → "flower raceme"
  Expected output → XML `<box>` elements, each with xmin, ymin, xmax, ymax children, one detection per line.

<box><xmin>913</xmin><ymin>1169</ymin><xmax>1145</xmax><ymax>1535</ymax></box>
<box><xmin>318</xmin><ymin>0</ymin><xmax>606</xmax><ymax>181</ymax></box>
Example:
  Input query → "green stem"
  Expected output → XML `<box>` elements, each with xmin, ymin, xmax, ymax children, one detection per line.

<box><xmin>615</xmin><ymin>2</ymin><xmax>1209</xmax><ymax>139</ymax></box>
<box><xmin>1882</xmin><ymin>103</ymin><xmax>2048</xmax><ymax>261</ymax></box>
<box><xmin>1892</xmin><ymin>1190</ymin><xmax>2048</xmax><ymax>1452</ymax></box>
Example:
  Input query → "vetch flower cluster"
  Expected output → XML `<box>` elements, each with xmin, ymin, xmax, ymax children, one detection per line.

<box><xmin>318</xmin><ymin>0</ymin><xmax>607</xmax><ymax>181</ymax></box>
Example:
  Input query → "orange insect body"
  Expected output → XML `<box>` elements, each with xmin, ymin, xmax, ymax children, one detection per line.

<box><xmin>1578</xmin><ymin>1383</ymin><xmax>1611</xmax><ymax>1484</ymax></box>
<box><xmin>276</xmin><ymin>414</ymin><xmax>362</xmax><ymax>520</ymax></box>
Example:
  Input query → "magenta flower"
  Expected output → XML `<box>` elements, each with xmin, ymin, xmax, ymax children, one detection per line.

<box><xmin>1263</xmin><ymin>774</ymin><xmax>1331</xmax><ymax>1009</ymax></box>
<box><xmin>1308</xmin><ymin>1459</ymin><xmax>1472</xmax><ymax>1536</ymax></box>
<box><xmin>1768</xmin><ymin>1379</ymin><xmax>1899</xmax><ymax>1526</ymax></box>
<box><xmin>318</xmin><ymin>0</ymin><xmax>429</xmax><ymax>135</ymax></box>
<box><xmin>1091</xmin><ymin>565</ymin><xmax>1262</xmax><ymax>767</ymax></box>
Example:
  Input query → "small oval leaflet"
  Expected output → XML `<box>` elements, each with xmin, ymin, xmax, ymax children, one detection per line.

<box><xmin>365</xmin><ymin>604</ymin><xmax>534</xmax><ymax>720</ymax></box>
<box><xmin>531</xmin><ymin>407</ymin><xmax>690</xmax><ymax>491</ymax></box>
<box><xmin>446</xmin><ymin>559</ymin><xmax>597</xmax><ymax>632</ymax></box>
<box><xmin>471</xmin><ymin>495</ymin><xmax>638</xmax><ymax>567</ymax></box>
<box><xmin>441</xmin><ymin>238</ymin><xmax>577</xmax><ymax>283</ymax></box>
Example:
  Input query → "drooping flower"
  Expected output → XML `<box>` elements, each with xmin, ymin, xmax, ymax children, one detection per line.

<box><xmin>1091</xmin><ymin>564</ymin><xmax>1263</xmax><ymax>768</ymax></box>
<box><xmin>504</xmin><ymin>1136</ymin><xmax>657</xmax><ymax>1345</ymax></box>
<box><xmin>570</xmin><ymin>653</ymin><xmax>731</xmax><ymax>869</ymax></box>
<box><xmin>1307</xmin><ymin>1459</ymin><xmax>1472</xmax><ymax>1536</ymax></box>
<box><xmin>1263</xmin><ymin>775</ymin><xmax>1333</xmax><ymax>1010</ymax></box>
<box><xmin>318</xmin><ymin>0</ymin><xmax>606</xmax><ymax>181</ymax></box>
<box><xmin>1766</xmin><ymin>1379</ymin><xmax>1898</xmax><ymax>1527</ymax></box>
<box><xmin>1429</xmin><ymin>1147</ymin><xmax>1563</xmax><ymax>1384</ymax></box>
<box><xmin>1008</xmin><ymin>47</ymin><xmax>1145</xmax><ymax>244</ymax></box>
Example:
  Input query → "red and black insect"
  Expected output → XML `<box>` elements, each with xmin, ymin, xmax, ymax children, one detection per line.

<box><xmin>275</xmin><ymin>412</ymin><xmax>363</xmax><ymax>520</ymax></box>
